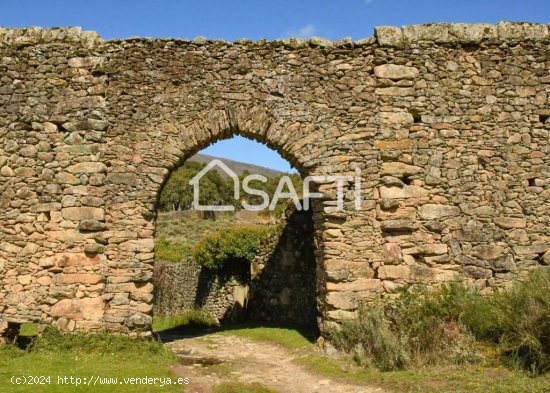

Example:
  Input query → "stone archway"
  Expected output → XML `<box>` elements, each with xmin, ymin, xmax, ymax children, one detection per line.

<box><xmin>101</xmin><ymin>106</ymin><xmax>338</xmax><ymax>333</ymax></box>
<box><xmin>1</xmin><ymin>23</ymin><xmax>549</xmax><ymax>337</ymax></box>
<box><xmin>152</xmin><ymin>132</ymin><xmax>321</xmax><ymax>330</ymax></box>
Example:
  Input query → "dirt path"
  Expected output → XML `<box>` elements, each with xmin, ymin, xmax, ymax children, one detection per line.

<box><xmin>166</xmin><ymin>333</ymin><xmax>384</xmax><ymax>393</ymax></box>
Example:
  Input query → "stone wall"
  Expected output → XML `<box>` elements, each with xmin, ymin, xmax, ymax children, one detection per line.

<box><xmin>153</xmin><ymin>259</ymin><xmax>199</xmax><ymax>316</ymax></box>
<box><xmin>248</xmin><ymin>208</ymin><xmax>317</xmax><ymax>329</ymax></box>
<box><xmin>0</xmin><ymin>22</ymin><xmax>549</xmax><ymax>336</ymax></box>
<box><xmin>153</xmin><ymin>259</ymin><xmax>249</xmax><ymax>322</ymax></box>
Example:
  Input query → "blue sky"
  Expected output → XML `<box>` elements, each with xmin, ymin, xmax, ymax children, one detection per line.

<box><xmin>2</xmin><ymin>0</ymin><xmax>548</xmax><ymax>171</ymax></box>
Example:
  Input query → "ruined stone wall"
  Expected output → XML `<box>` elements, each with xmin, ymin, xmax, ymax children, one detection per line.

<box><xmin>0</xmin><ymin>23</ymin><xmax>549</xmax><ymax>335</ymax></box>
<box><xmin>153</xmin><ymin>258</ymin><xmax>249</xmax><ymax>323</ymax></box>
<box><xmin>153</xmin><ymin>259</ymin><xmax>199</xmax><ymax>316</ymax></box>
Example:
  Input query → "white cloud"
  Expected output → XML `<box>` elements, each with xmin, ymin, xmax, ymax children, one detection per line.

<box><xmin>285</xmin><ymin>24</ymin><xmax>316</xmax><ymax>39</ymax></box>
<box><xmin>297</xmin><ymin>24</ymin><xmax>316</xmax><ymax>38</ymax></box>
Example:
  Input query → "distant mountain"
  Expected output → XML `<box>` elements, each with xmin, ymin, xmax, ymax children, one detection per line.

<box><xmin>188</xmin><ymin>153</ymin><xmax>286</xmax><ymax>178</ymax></box>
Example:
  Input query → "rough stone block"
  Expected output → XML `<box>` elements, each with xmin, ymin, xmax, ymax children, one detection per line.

<box><xmin>463</xmin><ymin>266</ymin><xmax>493</xmax><ymax>279</ymax></box>
<box><xmin>68</xmin><ymin>56</ymin><xmax>104</xmax><ymax>68</ymax></box>
<box><xmin>61</xmin><ymin>207</ymin><xmax>105</xmax><ymax>221</ymax></box>
<box><xmin>491</xmin><ymin>255</ymin><xmax>516</xmax><ymax>273</ymax></box>
<box><xmin>51</xmin><ymin>298</ymin><xmax>105</xmax><ymax>321</ymax></box>
<box><xmin>60</xmin><ymin>274</ymin><xmax>103</xmax><ymax>284</ymax></box>
<box><xmin>494</xmin><ymin>217</ymin><xmax>527</xmax><ymax>229</ymax></box>
<box><xmin>497</xmin><ymin>21</ymin><xmax>548</xmax><ymax>41</ymax></box>
<box><xmin>380</xmin><ymin>198</ymin><xmax>400</xmax><ymax>210</ymax></box>
<box><xmin>514</xmin><ymin>244</ymin><xmax>548</xmax><ymax>255</ymax></box>
<box><xmin>55</xmin><ymin>253</ymin><xmax>104</xmax><ymax>267</ymax></box>
<box><xmin>79</xmin><ymin>220</ymin><xmax>107</xmax><ymax>232</ymax></box>
<box><xmin>403</xmin><ymin>23</ymin><xmax>452</xmax><ymax>44</ymax></box>
<box><xmin>119</xmin><ymin>239</ymin><xmax>155</xmax><ymax>253</ymax></box>
<box><xmin>124</xmin><ymin>312</ymin><xmax>152</xmax><ymax>330</ymax></box>
<box><xmin>54</xmin><ymin>96</ymin><xmax>105</xmax><ymax>114</ymax></box>
<box><xmin>326</xmin><ymin>310</ymin><xmax>357</xmax><ymax>321</ymax></box>
<box><xmin>379</xmin><ymin>185</ymin><xmax>429</xmax><ymax>199</ymax></box>
<box><xmin>376</xmin><ymin>112</ymin><xmax>414</xmax><ymax>125</ymax></box>
<box><xmin>19</xmin><ymin>243</ymin><xmax>39</xmax><ymax>257</ymax></box>
<box><xmin>375</xmin><ymin>87</ymin><xmax>414</xmax><ymax>96</ymax></box>
<box><xmin>380</xmin><ymin>176</ymin><xmax>405</xmax><ymax>187</ymax></box>
<box><xmin>66</xmin><ymin>162</ymin><xmax>107</xmax><ymax>174</ymax></box>
<box><xmin>130</xmin><ymin>292</ymin><xmax>154</xmax><ymax>303</ymax></box>
<box><xmin>377</xmin><ymin>206</ymin><xmax>416</xmax><ymax>221</ymax></box>
<box><xmin>374</xmin><ymin>26</ymin><xmax>404</xmax><ymax>47</ymax></box>
<box><xmin>84</xmin><ymin>243</ymin><xmax>105</xmax><ymax>255</ymax></box>
<box><xmin>0</xmin><ymin>166</ymin><xmax>14</xmax><ymax>177</ymax></box>
<box><xmin>383</xmin><ymin>243</ymin><xmax>402</xmax><ymax>263</ymax></box>
<box><xmin>55</xmin><ymin>172</ymin><xmax>80</xmax><ymax>185</ymax></box>
<box><xmin>380</xmin><ymin>219</ymin><xmax>419</xmax><ymax>231</ymax></box>
<box><xmin>374</xmin><ymin>64</ymin><xmax>419</xmax><ymax>80</ymax></box>
<box><xmin>0</xmin><ymin>242</ymin><xmax>22</xmax><ymax>254</ymax></box>
<box><xmin>380</xmin><ymin>162</ymin><xmax>422</xmax><ymax>177</ymax></box>
<box><xmin>448</xmin><ymin>23</ymin><xmax>497</xmax><ymax>43</ymax></box>
<box><xmin>378</xmin><ymin>265</ymin><xmax>411</xmax><ymax>280</ymax></box>
<box><xmin>326</xmin><ymin>292</ymin><xmax>355</xmax><ymax>310</ymax></box>
<box><xmin>106</xmin><ymin>173</ymin><xmax>139</xmax><ymax>186</ymax></box>
<box><xmin>54</xmin><ymin>317</ymin><xmax>76</xmax><ymax>332</ymax></box>
<box><xmin>403</xmin><ymin>243</ymin><xmax>448</xmax><ymax>255</ymax></box>
<box><xmin>418</xmin><ymin>204</ymin><xmax>460</xmax><ymax>220</ymax></box>
<box><xmin>472</xmin><ymin>245</ymin><xmax>505</xmax><ymax>260</ymax></box>
<box><xmin>308</xmin><ymin>36</ymin><xmax>333</xmax><ymax>47</ymax></box>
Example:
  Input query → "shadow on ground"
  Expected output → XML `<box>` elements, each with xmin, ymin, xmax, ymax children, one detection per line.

<box><xmin>156</xmin><ymin>321</ymin><xmax>318</xmax><ymax>345</ymax></box>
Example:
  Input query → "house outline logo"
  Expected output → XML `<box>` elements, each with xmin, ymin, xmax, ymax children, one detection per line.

<box><xmin>189</xmin><ymin>159</ymin><xmax>239</xmax><ymax>211</ymax></box>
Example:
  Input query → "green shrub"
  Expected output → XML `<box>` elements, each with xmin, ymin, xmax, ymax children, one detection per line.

<box><xmin>330</xmin><ymin>282</ymin><xmax>481</xmax><ymax>370</ymax></box>
<box><xmin>330</xmin><ymin>269</ymin><xmax>550</xmax><ymax>374</ymax></box>
<box><xmin>193</xmin><ymin>226</ymin><xmax>274</xmax><ymax>270</ymax></box>
<box><xmin>467</xmin><ymin>267</ymin><xmax>550</xmax><ymax>374</ymax></box>
<box><xmin>396</xmin><ymin>281</ymin><xmax>475</xmax><ymax>324</ymax></box>
<box><xmin>448</xmin><ymin>325</ymin><xmax>482</xmax><ymax>365</ymax></box>
<box><xmin>395</xmin><ymin>281</ymin><xmax>478</xmax><ymax>359</ymax></box>
<box><xmin>460</xmin><ymin>291</ymin><xmax>502</xmax><ymax>340</ymax></box>
<box><xmin>330</xmin><ymin>305</ymin><xmax>409</xmax><ymax>371</ymax></box>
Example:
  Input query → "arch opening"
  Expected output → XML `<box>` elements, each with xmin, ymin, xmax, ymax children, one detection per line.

<box><xmin>151</xmin><ymin>130</ymin><xmax>324</xmax><ymax>338</ymax></box>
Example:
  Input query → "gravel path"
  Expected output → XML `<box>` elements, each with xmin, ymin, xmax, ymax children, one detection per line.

<box><xmin>166</xmin><ymin>333</ymin><xmax>385</xmax><ymax>393</ymax></box>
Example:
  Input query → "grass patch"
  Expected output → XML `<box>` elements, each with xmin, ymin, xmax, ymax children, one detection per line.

<box><xmin>153</xmin><ymin>313</ymin><xmax>314</xmax><ymax>350</ymax></box>
<box><xmin>155</xmin><ymin>238</ymin><xmax>193</xmax><ymax>263</ymax></box>
<box><xmin>218</xmin><ymin>326</ymin><xmax>314</xmax><ymax>350</ymax></box>
<box><xmin>19</xmin><ymin>322</ymin><xmax>39</xmax><ymax>337</ymax></box>
<box><xmin>153</xmin><ymin>309</ymin><xmax>218</xmax><ymax>333</ymax></box>
<box><xmin>299</xmin><ymin>354</ymin><xmax>550</xmax><ymax>393</ymax></box>
<box><xmin>212</xmin><ymin>382</ymin><xmax>277</xmax><ymax>393</ymax></box>
<box><xmin>0</xmin><ymin>328</ymin><xmax>179</xmax><ymax>393</ymax></box>
<box><xmin>29</xmin><ymin>327</ymin><xmax>172</xmax><ymax>356</ymax></box>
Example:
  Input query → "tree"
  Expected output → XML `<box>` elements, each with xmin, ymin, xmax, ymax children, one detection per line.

<box><xmin>158</xmin><ymin>161</ymin><xmax>237</xmax><ymax>211</ymax></box>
